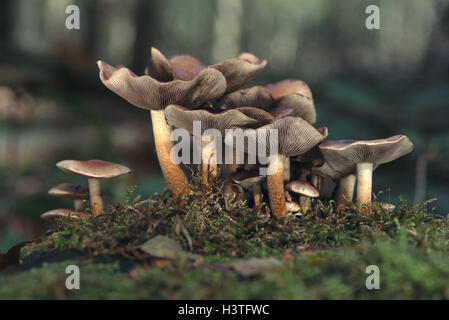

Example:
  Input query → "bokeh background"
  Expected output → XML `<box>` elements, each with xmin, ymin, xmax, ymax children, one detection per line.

<box><xmin>1</xmin><ymin>0</ymin><xmax>448</xmax><ymax>251</ymax></box>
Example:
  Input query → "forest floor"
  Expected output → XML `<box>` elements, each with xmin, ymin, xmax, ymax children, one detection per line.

<box><xmin>1</xmin><ymin>178</ymin><xmax>449</xmax><ymax>299</ymax></box>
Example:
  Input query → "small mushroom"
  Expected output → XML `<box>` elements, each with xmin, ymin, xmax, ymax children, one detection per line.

<box><xmin>48</xmin><ymin>183</ymin><xmax>90</xmax><ymax>210</ymax></box>
<box><xmin>231</xmin><ymin>170</ymin><xmax>265</xmax><ymax>209</ymax></box>
<box><xmin>285</xmin><ymin>180</ymin><xmax>319</xmax><ymax>213</ymax></box>
<box><xmin>319</xmin><ymin>136</ymin><xmax>414</xmax><ymax>214</ymax></box>
<box><xmin>285</xmin><ymin>200</ymin><xmax>301</xmax><ymax>213</ymax></box>
<box><xmin>312</xmin><ymin>162</ymin><xmax>356</xmax><ymax>212</ymax></box>
<box><xmin>56</xmin><ymin>160</ymin><xmax>131</xmax><ymax>216</ymax></box>
<box><xmin>40</xmin><ymin>208</ymin><xmax>92</xmax><ymax>221</ymax></box>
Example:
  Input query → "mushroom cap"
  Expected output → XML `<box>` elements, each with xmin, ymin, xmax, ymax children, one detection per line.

<box><xmin>217</xmin><ymin>86</ymin><xmax>274</xmax><ymax>110</ymax></box>
<box><xmin>40</xmin><ymin>209</ymin><xmax>92</xmax><ymax>221</ymax></box>
<box><xmin>145</xmin><ymin>48</ymin><xmax>266</xmax><ymax>93</ymax></box>
<box><xmin>56</xmin><ymin>160</ymin><xmax>131</xmax><ymax>179</ymax></box>
<box><xmin>169</xmin><ymin>54</ymin><xmax>206</xmax><ymax>81</ymax></box>
<box><xmin>319</xmin><ymin>135</ymin><xmax>414</xmax><ymax>173</ymax></box>
<box><xmin>98</xmin><ymin>60</ymin><xmax>226</xmax><ymax>110</ymax></box>
<box><xmin>264</xmin><ymin>79</ymin><xmax>313</xmax><ymax>100</ymax></box>
<box><xmin>145</xmin><ymin>47</ymin><xmax>174</xmax><ymax>82</ymax></box>
<box><xmin>164</xmin><ymin>104</ymin><xmax>273</xmax><ymax>135</ymax></box>
<box><xmin>293</xmin><ymin>147</ymin><xmax>324</xmax><ymax>166</ymax></box>
<box><xmin>217</xmin><ymin>81</ymin><xmax>316</xmax><ymax>125</ymax></box>
<box><xmin>311</xmin><ymin>162</ymin><xmax>345</xmax><ymax>180</ymax></box>
<box><xmin>239</xmin><ymin>116</ymin><xmax>325</xmax><ymax>157</ymax></box>
<box><xmin>210</xmin><ymin>55</ymin><xmax>267</xmax><ymax>93</ymax></box>
<box><xmin>285</xmin><ymin>200</ymin><xmax>301</xmax><ymax>212</ymax></box>
<box><xmin>270</xmin><ymin>94</ymin><xmax>316</xmax><ymax>124</ymax></box>
<box><xmin>230</xmin><ymin>170</ymin><xmax>264</xmax><ymax>189</ymax></box>
<box><xmin>48</xmin><ymin>183</ymin><xmax>89</xmax><ymax>200</ymax></box>
<box><xmin>285</xmin><ymin>180</ymin><xmax>320</xmax><ymax>197</ymax></box>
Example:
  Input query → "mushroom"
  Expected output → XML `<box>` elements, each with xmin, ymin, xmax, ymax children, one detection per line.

<box><xmin>285</xmin><ymin>200</ymin><xmax>301</xmax><ymax>213</ymax></box>
<box><xmin>97</xmin><ymin>60</ymin><xmax>225</xmax><ymax>197</ymax></box>
<box><xmin>238</xmin><ymin>116</ymin><xmax>326</xmax><ymax>219</ymax></box>
<box><xmin>319</xmin><ymin>136</ymin><xmax>414</xmax><ymax>213</ymax></box>
<box><xmin>217</xmin><ymin>79</ymin><xmax>316</xmax><ymax>124</ymax></box>
<box><xmin>48</xmin><ymin>183</ymin><xmax>90</xmax><ymax>210</ymax></box>
<box><xmin>41</xmin><ymin>208</ymin><xmax>92</xmax><ymax>221</ymax></box>
<box><xmin>231</xmin><ymin>170</ymin><xmax>265</xmax><ymax>209</ymax></box>
<box><xmin>312</xmin><ymin>162</ymin><xmax>357</xmax><ymax>212</ymax></box>
<box><xmin>285</xmin><ymin>180</ymin><xmax>319</xmax><ymax>213</ymax></box>
<box><xmin>98</xmin><ymin>48</ymin><xmax>266</xmax><ymax>197</ymax></box>
<box><xmin>164</xmin><ymin>104</ymin><xmax>274</xmax><ymax>186</ymax></box>
<box><xmin>56</xmin><ymin>160</ymin><xmax>131</xmax><ymax>216</ymax></box>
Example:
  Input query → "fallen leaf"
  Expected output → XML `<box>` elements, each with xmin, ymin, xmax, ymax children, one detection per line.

<box><xmin>0</xmin><ymin>240</ymin><xmax>35</xmax><ymax>271</ymax></box>
<box><xmin>231</xmin><ymin>257</ymin><xmax>282</xmax><ymax>278</ymax></box>
<box><xmin>139</xmin><ymin>235</ymin><xmax>199</xmax><ymax>264</ymax></box>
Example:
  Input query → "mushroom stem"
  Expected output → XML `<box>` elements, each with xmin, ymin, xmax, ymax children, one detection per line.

<box><xmin>356</xmin><ymin>162</ymin><xmax>373</xmax><ymax>213</ymax></box>
<box><xmin>74</xmin><ymin>199</ymin><xmax>84</xmax><ymax>211</ymax></box>
<box><xmin>151</xmin><ymin>109</ymin><xmax>188</xmax><ymax>197</ymax></box>
<box><xmin>299</xmin><ymin>195</ymin><xmax>311</xmax><ymax>213</ymax></box>
<box><xmin>201</xmin><ymin>137</ymin><xmax>217</xmax><ymax>186</ymax></box>
<box><xmin>283</xmin><ymin>157</ymin><xmax>290</xmax><ymax>182</ymax></box>
<box><xmin>335</xmin><ymin>173</ymin><xmax>356</xmax><ymax>212</ymax></box>
<box><xmin>223</xmin><ymin>163</ymin><xmax>240</xmax><ymax>196</ymax></box>
<box><xmin>267</xmin><ymin>154</ymin><xmax>287</xmax><ymax>219</ymax></box>
<box><xmin>88</xmin><ymin>178</ymin><xmax>103</xmax><ymax>216</ymax></box>
<box><xmin>311</xmin><ymin>175</ymin><xmax>323</xmax><ymax>193</ymax></box>
<box><xmin>253</xmin><ymin>182</ymin><xmax>262</xmax><ymax>208</ymax></box>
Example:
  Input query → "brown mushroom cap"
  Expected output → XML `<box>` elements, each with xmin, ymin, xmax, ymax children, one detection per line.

<box><xmin>98</xmin><ymin>60</ymin><xmax>226</xmax><ymax>110</ymax></box>
<box><xmin>270</xmin><ymin>94</ymin><xmax>316</xmax><ymax>124</ymax></box>
<box><xmin>319</xmin><ymin>135</ymin><xmax>414</xmax><ymax>173</ymax></box>
<box><xmin>218</xmin><ymin>86</ymin><xmax>274</xmax><ymax>109</ymax></box>
<box><xmin>56</xmin><ymin>160</ymin><xmax>131</xmax><ymax>179</ymax></box>
<box><xmin>230</xmin><ymin>170</ymin><xmax>264</xmax><ymax>189</ymax></box>
<box><xmin>285</xmin><ymin>180</ymin><xmax>320</xmax><ymax>197</ymax></box>
<box><xmin>285</xmin><ymin>200</ymin><xmax>301</xmax><ymax>212</ymax></box>
<box><xmin>169</xmin><ymin>54</ymin><xmax>206</xmax><ymax>81</ymax></box>
<box><xmin>210</xmin><ymin>55</ymin><xmax>267</xmax><ymax>93</ymax></box>
<box><xmin>48</xmin><ymin>183</ymin><xmax>90</xmax><ymax>200</ymax></box>
<box><xmin>241</xmin><ymin>116</ymin><xmax>325</xmax><ymax>157</ymax></box>
<box><xmin>145</xmin><ymin>47</ymin><xmax>174</xmax><ymax>82</ymax></box>
<box><xmin>164</xmin><ymin>104</ymin><xmax>273</xmax><ymax>135</ymax></box>
<box><xmin>265</xmin><ymin>79</ymin><xmax>313</xmax><ymax>100</ymax></box>
<box><xmin>40</xmin><ymin>209</ymin><xmax>92</xmax><ymax>221</ymax></box>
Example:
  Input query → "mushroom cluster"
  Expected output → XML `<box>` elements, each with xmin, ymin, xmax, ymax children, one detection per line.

<box><xmin>98</xmin><ymin>47</ymin><xmax>414</xmax><ymax>218</ymax></box>
<box><xmin>41</xmin><ymin>159</ymin><xmax>131</xmax><ymax>221</ymax></box>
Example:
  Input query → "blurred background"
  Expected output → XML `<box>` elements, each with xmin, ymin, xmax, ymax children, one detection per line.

<box><xmin>1</xmin><ymin>0</ymin><xmax>448</xmax><ymax>251</ymax></box>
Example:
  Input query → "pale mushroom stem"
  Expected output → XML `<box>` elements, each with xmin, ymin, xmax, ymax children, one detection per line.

<box><xmin>74</xmin><ymin>199</ymin><xmax>84</xmax><ymax>211</ymax></box>
<box><xmin>88</xmin><ymin>178</ymin><xmax>103</xmax><ymax>216</ymax></box>
<box><xmin>299</xmin><ymin>196</ymin><xmax>312</xmax><ymax>213</ymax></box>
<box><xmin>311</xmin><ymin>175</ymin><xmax>323</xmax><ymax>193</ymax></box>
<box><xmin>253</xmin><ymin>183</ymin><xmax>262</xmax><ymax>208</ymax></box>
<box><xmin>223</xmin><ymin>162</ymin><xmax>240</xmax><ymax>196</ymax></box>
<box><xmin>267</xmin><ymin>154</ymin><xmax>287</xmax><ymax>219</ymax></box>
<box><xmin>201</xmin><ymin>137</ymin><xmax>217</xmax><ymax>186</ymax></box>
<box><xmin>356</xmin><ymin>162</ymin><xmax>373</xmax><ymax>214</ymax></box>
<box><xmin>336</xmin><ymin>173</ymin><xmax>356</xmax><ymax>212</ymax></box>
<box><xmin>283</xmin><ymin>157</ymin><xmax>290</xmax><ymax>182</ymax></box>
<box><xmin>151</xmin><ymin>109</ymin><xmax>188</xmax><ymax>197</ymax></box>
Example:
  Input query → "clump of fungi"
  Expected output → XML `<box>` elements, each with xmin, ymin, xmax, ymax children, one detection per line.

<box><xmin>95</xmin><ymin>47</ymin><xmax>414</xmax><ymax>219</ymax></box>
<box><xmin>42</xmin><ymin>160</ymin><xmax>131</xmax><ymax>221</ymax></box>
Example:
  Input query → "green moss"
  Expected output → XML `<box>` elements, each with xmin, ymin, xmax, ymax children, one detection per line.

<box><xmin>6</xmin><ymin>176</ymin><xmax>449</xmax><ymax>299</ymax></box>
<box><xmin>3</xmin><ymin>237</ymin><xmax>449</xmax><ymax>299</ymax></box>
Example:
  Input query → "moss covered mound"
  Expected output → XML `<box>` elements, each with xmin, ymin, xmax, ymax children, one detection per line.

<box><xmin>1</xmin><ymin>179</ymin><xmax>449</xmax><ymax>299</ymax></box>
